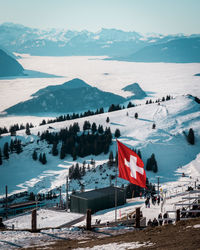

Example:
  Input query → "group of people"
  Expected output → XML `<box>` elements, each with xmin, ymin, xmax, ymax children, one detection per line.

<box><xmin>181</xmin><ymin>204</ymin><xmax>200</xmax><ymax>218</ymax></box>
<box><xmin>145</xmin><ymin>195</ymin><xmax>161</xmax><ymax>208</ymax></box>
<box><xmin>147</xmin><ymin>212</ymin><xmax>172</xmax><ymax>227</ymax></box>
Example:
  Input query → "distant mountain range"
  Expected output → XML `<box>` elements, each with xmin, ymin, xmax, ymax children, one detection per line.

<box><xmin>1</xmin><ymin>22</ymin><xmax>200</xmax><ymax>60</ymax></box>
<box><xmin>0</xmin><ymin>48</ymin><xmax>24</xmax><ymax>77</ymax></box>
<box><xmin>5</xmin><ymin>78</ymin><xmax>126</xmax><ymax>115</ymax></box>
<box><xmin>120</xmin><ymin>37</ymin><xmax>200</xmax><ymax>63</ymax></box>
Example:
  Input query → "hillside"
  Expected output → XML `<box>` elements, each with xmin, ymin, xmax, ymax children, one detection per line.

<box><xmin>122</xmin><ymin>83</ymin><xmax>147</xmax><ymax>99</ymax></box>
<box><xmin>0</xmin><ymin>49</ymin><xmax>24</xmax><ymax>77</ymax></box>
<box><xmin>121</xmin><ymin>37</ymin><xmax>200</xmax><ymax>63</ymax></box>
<box><xmin>0</xmin><ymin>95</ymin><xmax>199</xmax><ymax>198</ymax></box>
<box><xmin>4</xmin><ymin>78</ymin><xmax>126</xmax><ymax>115</ymax></box>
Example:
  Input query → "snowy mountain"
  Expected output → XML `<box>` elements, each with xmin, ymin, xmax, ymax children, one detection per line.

<box><xmin>4</xmin><ymin>78</ymin><xmax>126</xmax><ymax>115</ymax></box>
<box><xmin>0</xmin><ymin>48</ymin><xmax>24</xmax><ymax>77</ymax></box>
<box><xmin>1</xmin><ymin>22</ymin><xmax>199</xmax><ymax>58</ymax></box>
<box><xmin>0</xmin><ymin>94</ymin><xmax>199</xmax><ymax>199</ymax></box>
<box><xmin>122</xmin><ymin>37</ymin><xmax>200</xmax><ymax>63</ymax></box>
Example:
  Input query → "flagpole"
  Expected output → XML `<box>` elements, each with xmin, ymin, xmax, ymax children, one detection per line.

<box><xmin>115</xmin><ymin>138</ymin><xmax>118</xmax><ymax>222</ymax></box>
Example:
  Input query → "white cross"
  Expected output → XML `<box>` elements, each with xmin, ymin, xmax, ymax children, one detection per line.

<box><xmin>125</xmin><ymin>155</ymin><xmax>144</xmax><ymax>179</ymax></box>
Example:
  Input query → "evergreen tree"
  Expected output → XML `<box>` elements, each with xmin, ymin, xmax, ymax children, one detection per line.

<box><xmin>42</xmin><ymin>153</ymin><xmax>47</xmax><ymax>165</ymax></box>
<box><xmin>135</xmin><ymin>112</ymin><xmax>138</xmax><ymax>119</ymax></box>
<box><xmin>114</xmin><ymin>128</ymin><xmax>121</xmax><ymax>138</ymax></box>
<box><xmin>0</xmin><ymin>148</ymin><xmax>2</xmax><ymax>165</ymax></box>
<box><xmin>3</xmin><ymin>142</ymin><xmax>9</xmax><ymax>159</ymax></box>
<box><xmin>187</xmin><ymin>128</ymin><xmax>195</xmax><ymax>145</ymax></box>
<box><xmin>106</xmin><ymin>117</ymin><xmax>110</xmax><ymax>123</ymax></box>
<box><xmin>60</xmin><ymin>143</ymin><xmax>66</xmax><ymax>159</ymax></box>
<box><xmin>16</xmin><ymin>140</ymin><xmax>23</xmax><ymax>154</ymax></box>
<box><xmin>74</xmin><ymin>163</ymin><xmax>81</xmax><ymax>179</ymax></box>
<box><xmin>10</xmin><ymin>139</ymin><xmax>14</xmax><ymax>152</ymax></box>
<box><xmin>91</xmin><ymin>122</ymin><xmax>97</xmax><ymax>134</ymax></box>
<box><xmin>98</xmin><ymin>125</ymin><xmax>104</xmax><ymax>134</ymax></box>
<box><xmin>72</xmin><ymin>147</ymin><xmax>77</xmax><ymax>161</ymax></box>
<box><xmin>108</xmin><ymin>151</ymin><xmax>114</xmax><ymax>166</ymax></box>
<box><xmin>25</xmin><ymin>123</ymin><xmax>31</xmax><ymax>135</ymax></box>
<box><xmin>32</xmin><ymin>150</ymin><xmax>38</xmax><ymax>161</ymax></box>
<box><xmin>152</xmin><ymin>123</ymin><xmax>156</xmax><ymax>129</ymax></box>
<box><xmin>137</xmin><ymin>149</ymin><xmax>142</xmax><ymax>159</ymax></box>
<box><xmin>146</xmin><ymin>153</ymin><xmax>158</xmax><ymax>173</ymax></box>
<box><xmin>115</xmin><ymin>151</ymin><xmax>118</xmax><ymax>166</ymax></box>
<box><xmin>39</xmin><ymin>153</ymin><xmax>43</xmax><ymax>163</ymax></box>
<box><xmin>52</xmin><ymin>142</ymin><xmax>58</xmax><ymax>156</ymax></box>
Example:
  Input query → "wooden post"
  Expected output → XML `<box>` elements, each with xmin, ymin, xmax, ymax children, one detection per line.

<box><xmin>66</xmin><ymin>176</ymin><xmax>69</xmax><ymax>211</ymax></box>
<box><xmin>135</xmin><ymin>207</ymin><xmax>140</xmax><ymax>228</ymax></box>
<box><xmin>5</xmin><ymin>185</ymin><xmax>8</xmax><ymax>219</ymax></box>
<box><xmin>86</xmin><ymin>209</ymin><xmax>91</xmax><ymax>230</ymax></box>
<box><xmin>176</xmin><ymin>209</ymin><xmax>180</xmax><ymax>223</ymax></box>
<box><xmin>31</xmin><ymin>209</ymin><xmax>37</xmax><ymax>232</ymax></box>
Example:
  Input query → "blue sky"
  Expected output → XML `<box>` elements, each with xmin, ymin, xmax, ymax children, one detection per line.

<box><xmin>0</xmin><ymin>0</ymin><xmax>199</xmax><ymax>34</ymax></box>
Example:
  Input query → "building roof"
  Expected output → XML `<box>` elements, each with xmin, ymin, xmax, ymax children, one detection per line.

<box><xmin>71</xmin><ymin>186</ymin><xmax>124</xmax><ymax>200</ymax></box>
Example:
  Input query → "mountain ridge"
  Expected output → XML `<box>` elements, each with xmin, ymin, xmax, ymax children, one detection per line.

<box><xmin>5</xmin><ymin>78</ymin><xmax>126</xmax><ymax>115</ymax></box>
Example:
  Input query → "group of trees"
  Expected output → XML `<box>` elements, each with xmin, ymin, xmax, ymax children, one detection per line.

<box><xmin>0</xmin><ymin>139</ymin><xmax>23</xmax><ymax>165</ymax></box>
<box><xmin>146</xmin><ymin>95</ymin><xmax>173</xmax><ymax>105</ymax></box>
<box><xmin>39</xmin><ymin>122</ymin><xmax>113</xmax><ymax>161</ymax></box>
<box><xmin>38</xmin><ymin>101</ymin><xmax>138</xmax><ymax>128</ymax></box>
<box><xmin>32</xmin><ymin>150</ymin><xmax>47</xmax><ymax>165</ymax></box>
<box><xmin>39</xmin><ymin>108</ymin><xmax>105</xmax><ymax>126</ymax></box>
<box><xmin>69</xmin><ymin>162</ymin><xmax>86</xmax><ymax>180</ymax></box>
<box><xmin>0</xmin><ymin>123</ymin><xmax>34</xmax><ymax>136</ymax></box>
<box><xmin>146</xmin><ymin>153</ymin><xmax>158</xmax><ymax>173</ymax></box>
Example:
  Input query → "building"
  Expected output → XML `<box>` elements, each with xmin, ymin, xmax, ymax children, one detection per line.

<box><xmin>70</xmin><ymin>186</ymin><xmax>126</xmax><ymax>214</ymax></box>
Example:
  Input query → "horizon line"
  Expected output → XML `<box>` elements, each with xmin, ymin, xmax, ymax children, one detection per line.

<box><xmin>1</xmin><ymin>22</ymin><xmax>200</xmax><ymax>36</ymax></box>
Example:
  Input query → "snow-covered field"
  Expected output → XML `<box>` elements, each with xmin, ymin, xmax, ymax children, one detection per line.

<box><xmin>0</xmin><ymin>94</ymin><xmax>199</xmax><ymax>198</ymax></box>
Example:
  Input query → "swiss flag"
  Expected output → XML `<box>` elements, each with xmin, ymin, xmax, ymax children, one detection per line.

<box><xmin>117</xmin><ymin>140</ymin><xmax>146</xmax><ymax>188</ymax></box>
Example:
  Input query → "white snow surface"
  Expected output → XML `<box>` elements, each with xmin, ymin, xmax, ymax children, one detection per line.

<box><xmin>0</xmin><ymin>94</ymin><xmax>199</xmax><ymax>198</ymax></box>
<box><xmin>5</xmin><ymin>209</ymin><xmax>83</xmax><ymax>229</ymax></box>
<box><xmin>76</xmin><ymin>241</ymin><xmax>153</xmax><ymax>250</ymax></box>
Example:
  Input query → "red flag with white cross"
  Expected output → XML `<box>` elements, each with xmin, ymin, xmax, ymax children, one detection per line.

<box><xmin>117</xmin><ymin>140</ymin><xmax>146</xmax><ymax>188</ymax></box>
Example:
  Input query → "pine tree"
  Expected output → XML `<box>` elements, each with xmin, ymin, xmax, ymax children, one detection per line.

<box><xmin>32</xmin><ymin>150</ymin><xmax>38</xmax><ymax>161</ymax></box>
<box><xmin>137</xmin><ymin>149</ymin><xmax>142</xmax><ymax>159</ymax></box>
<box><xmin>106</xmin><ymin>117</ymin><xmax>110</xmax><ymax>123</ymax></box>
<box><xmin>3</xmin><ymin>142</ymin><xmax>9</xmax><ymax>159</ymax></box>
<box><xmin>0</xmin><ymin>148</ymin><xmax>2</xmax><ymax>165</ymax></box>
<box><xmin>114</xmin><ymin>128</ymin><xmax>121</xmax><ymax>138</ymax></box>
<box><xmin>187</xmin><ymin>128</ymin><xmax>195</xmax><ymax>145</ymax></box>
<box><xmin>98</xmin><ymin>125</ymin><xmax>104</xmax><ymax>134</ymax></box>
<box><xmin>135</xmin><ymin>112</ymin><xmax>138</xmax><ymax>119</ymax></box>
<box><xmin>146</xmin><ymin>153</ymin><xmax>158</xmax><ymax>172</ymax></box>
<box><xmin>42</xmin><ymin>153</ymin><xmax>47</xmax><ymax>165</ymax></box>
<box><xmin>108</xmin><ymin>151</ymin><xmax>114</xmax><ymax>166</ymax></box>
<box><xmin>16</xmin><ymin>140</ymin><xmax>23</xmax><ymax>154</ymax></box>
<box><xmin>91</xmin><ymin>122</ymin><xmax>97</xmax><ymax>134</ymax></box>
<box><xmin>10</xmin><ymin>139</ymin><xmax>14</xmax><ymax>152</ymax></box>
<box><xmin>39</xmin><ymin>153</ymin><xmax>43</xmax><ymax>163</ymax></box>
<box><xmin>60</xmin><ymin>143</ymin><xmax>66</xmax><ymax>159</ymax></box>
<box><xmin>52</xmin><ymin>142</ymin><xmax>58</xmax><ymax>156</ymax></box>
<box><xmin>25</xmin><ymin>123</ymin><xmax>31</xmax><ymax>135</ymax></box>
<box><xmin>115</xmin><ymin>151</ymin><xmax>118</xmax><ymax>166</ymax></box>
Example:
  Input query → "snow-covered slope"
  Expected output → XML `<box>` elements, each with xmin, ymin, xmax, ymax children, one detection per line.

<box><xmin>0</xmin><ymin>95</ymin><xmax>199</xmax><ymax>199</ymax></box>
